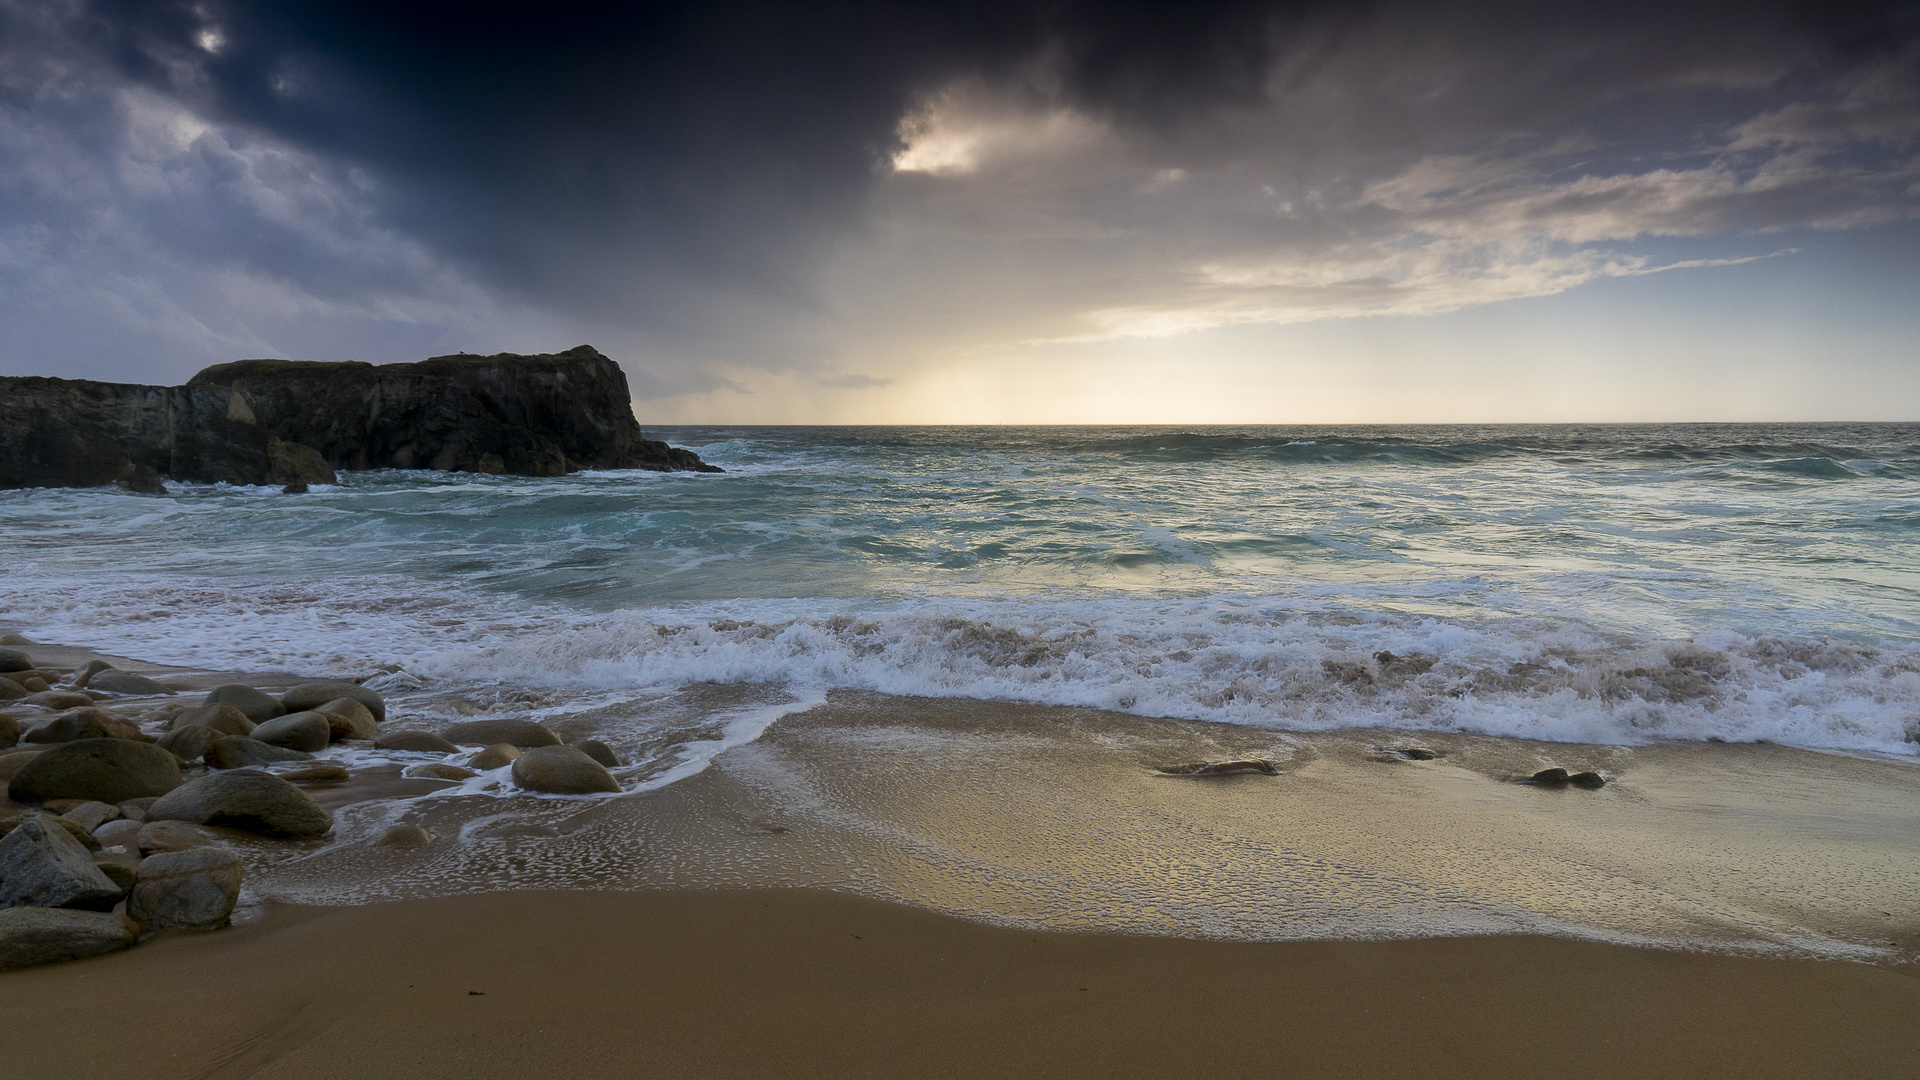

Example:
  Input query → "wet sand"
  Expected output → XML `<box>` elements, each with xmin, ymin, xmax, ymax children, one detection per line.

<box><xmin>2</xmin><ymin>888</ymin><xmax>1915</xmax><ymax>1080</ymax></box>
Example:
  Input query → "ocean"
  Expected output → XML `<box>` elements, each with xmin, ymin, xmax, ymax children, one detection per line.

<box><xmin>5</xmin><ymin>423</ymin><xmax>1918</xmax><ymax>759</ymax></box>
<box><xmin>7</xmin><ymin>422</ymin><xmax>1919</xmax><ymax>951</ymax></box>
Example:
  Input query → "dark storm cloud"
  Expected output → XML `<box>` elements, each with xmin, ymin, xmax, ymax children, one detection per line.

<box><xmin>1</xmin><ymin>0</ymin><xmax>1916</xmax><ymax>383</ymax></box>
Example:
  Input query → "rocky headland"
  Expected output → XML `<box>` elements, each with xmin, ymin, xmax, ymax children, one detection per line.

<box><xmin>0</xmin><ymin>345</ymin><xmax>719</xmax><ymax>491</ymax></box>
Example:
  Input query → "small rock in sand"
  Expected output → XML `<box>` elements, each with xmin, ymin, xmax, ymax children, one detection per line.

<box><xmin>0</xmin><ymin>815</ymin><xmax>122</xmax><ymax>910</ymax></box>
<box><xmin>203</xmin><ymin>736</ymin><xmax>313</xmax><ymax>769</ymax></box>
<box><xmin>248</xmin><ymin>712</ymin><xmax>331</xmax><ymax>753</ymax></box>
<box><xmin>1568</xmin><ymin>771</ymin><xmax>1607</xmax><ymax>789</ymax></box>
<box><xmin>377</xmin><ymin>825</ymin><xmax>432</xmax><ymax>848</ymax></box>
<box><xmin>511</xmin><ymin>745</ymin><xmax>621</xmax><ymax>795</ymax></box>
<box><xmin>574</xmin><ymin>739</ymin><xmax>622</xmax><ymax>768</ymax></box>
<box><xmin>86</xmin><ymin>670</ymin><xmax>173</xmax><ymax>697</ymax></box>
<box><xmin>374</xmin><ymin>730</ymin><xmax>458</xmax><ymax>754</ymax></box>
<box><xmin>146</xmin><ymin>769</ymin><xmax>333</xmax><ymax>839</ymax></box>
<box><xmin>281</xmin><ymin>683</ymin><xmax>385</xmax><ymax>723</ymax></box>
<box><xmin>1396</xmin><ymin>747</ymin><xmax>1439</xmax><ymax>761</ymax></box>
<box><xmin>136</xmin><ymin>820</ymin><xmax>222</xmax><ymax>854</ymax></box>
<box><xmin>1529</xmin><ymin>768</ymin><xmax>1571</xmax><ymax>785</ymax></box>
<box><xmin>170</xmin><ymin>703</ymin><xmax>255</xmax><ymax>737</ymax></box>
<box><xmin>277</xmin><ymin>764</ymin><xmax>350</xmax><ymax>784</ymax></box>
<box><xmin>465</xmin><ymin>743</ymin><xmax>521</xmax><ymax>770</ymax></box>
<box><xmin>129</xmin><ymin>847</ymin><xmax>242</xmax><ymax>931</ymax></box>
<box><xmin>402</xmin><ymin>763</ymin><xmax>477</xmax><ymax>782</ymax></box>
<box><xmin>0</xmin><ymin>648</ymin><xmax>31</xmax><ymax>673</ymax></box>
<box><xmin>1155</xmin><ymin>759</ymin><xmax>1281</xmax><ymax>776</ymax></box>
<box><xmin>8</xmin><ymin>738</ymin><xmax>183</xmax><ymax>805</ymax></box>
<box><xmin>0</xmin><ymin>908</ymin><xmax>139</xmax><ymax>972</ymax></box>
<box><xmin>315</xmin><ymin>697</ymin><xmax>378</xmax><ymax>742</ymax></box>
<box><xmin>444</xmin><ymin>719</ymin><xmax>560</xmax><ymax>748</ymax></box>
<box><xmin>202</xmin><ymin>685</ymin><xmax>285</xmax><ymax>723</ymax></box>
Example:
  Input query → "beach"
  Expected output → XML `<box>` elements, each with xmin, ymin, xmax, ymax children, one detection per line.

<box><xmin>3</xmin><ymin>888</ymin><xmax>1916</xmax><ymax>1080</ymax></box>
<box><xmin>3</xmin><ymin>426</ymin><xmax>1918</xmax><ymax>1075</ymax></box>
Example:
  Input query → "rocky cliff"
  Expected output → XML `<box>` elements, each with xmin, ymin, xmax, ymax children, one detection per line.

<box><xmin>0</xmin><ymin>346</ymin><xmax>717</xmax><ymax>490</ymax></box>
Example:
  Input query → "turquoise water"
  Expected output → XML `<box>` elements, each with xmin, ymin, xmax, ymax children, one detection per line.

<box><xmin>4</xmin><ymin>423</ymin><xmax>1919</xmax><ymax>755</ymax></box>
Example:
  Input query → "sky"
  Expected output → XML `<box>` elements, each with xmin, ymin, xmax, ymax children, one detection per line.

<box><xmin>1</xmin><ymin>0</ymin><xmax>1917</xmax><ymax>423</ymax></box>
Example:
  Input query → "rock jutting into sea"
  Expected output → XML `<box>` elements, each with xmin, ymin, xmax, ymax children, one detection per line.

<box><xmin>0</xmin><ymin>345</ymin><xmax>720</xmax><ymax>490</ymax></box>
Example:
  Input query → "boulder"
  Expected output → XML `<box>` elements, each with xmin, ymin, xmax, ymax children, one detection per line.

<box><xmin>203</xmin><ymin>684</ymin><xmax>284</xmax><ymax>723</ymax></box>
<box><xmin>280</xmin><ymin>683</ymin><xmax>385</xmax><ymax>723</ymax></box>
<box><xmin>93</xmin><ymin>818</ymin><xmax>142</xmax><ymax>843</ymax></box>
<box><xmin>157</xmin><ymin>724</ymin><xmax>222</xmax><ymax>764</ymax></box>
<box><xmin>466</xmin><ymin>744</ymin><xmax>521</xmax><ymax>770</ymax></box>
<box><xmin>69</xmin><ymin>659</ymin><xmax>114</xmax><ymax>688</ymax></box>
<box><xmin>0</xmin><ymin>749</ymin><xmax>43</xmax><ymax>785</ymax></box>
<box><xmin>511</xmin><ymin>745</ymin><xmax>621</xmax><ymax>795</ymax></box>
<box><xmin>204</xmin><ymin>736</ymin><xmax>313</xmax><ymax>769</ymax></box>
<box><xmin>402</xmin><ymin>763</ymin><xmax>477</xmax><ymax>781</ymax></box>
<box><xmin>171</xmin><ymin>702</ymin><xmax>255</xmax><ymax>736</ymax></box>
<box><xmin>23</xmin><ymin>691</ymin><xmax>97</xmax><ymax>712</ymax></box>
<box><xmin>61</xmin><ymin>801</ymin><xmax>120</xmax><ymax>833</ymax></box>
<box><xmin>374</xmin><ymin>730</ymin><xmax>458</xmax><ymax>754</ymax></box>
<box><xmin>95</xmin><ymin>861</ymin><xmax>137</xmax><ymax>898</ymax></box>
<box><xmin>0</xmin><ymin>713</ymin><xmax>18</xmax><ymax>745</ymax></box>
<box><xmin>250</xmin><ymin>712</ymin><xmax>331</xmax><ymax>752</ymax></box>
<box><xmin>574</xmin><ymin>739</ymin><xmax>622</xmax><ymax>768</ymax></box>
<box><xmin>129</xmin><ymin>847</ymin><xmax>242</xmax><ymax>930</ymax></box>
<box><xmin>0</xmin><ymin>908</ymin><xmax>139</xmax><ymax>972</ymax></box>
<box><xmin>0</xmin><ymin>815</ymin><xmax>123</xmax><ymax>910</ymax></box>
<box><xmin>8</xmin><ymin>738</ymin><xmax>183</xmax><ymax>805</ymax></box>
<box><xmin>0</xmin><ymin>813</ymin><xmax>101</xmax><ymax>851</ymax></box>
<box><xmin>278</xmin><ymin>764</ymin><xmax>350</xmax><ymax>784</ymax></box>
<box><xmin>136</xmin><ymin>820</ymin><xmax>221</xmax><ymax>854</ymax></box>
<box><xmin>377</xmin><ymin>825</ymin><xmax>432</xmax><ymax>848</ymax></box>
<box><xmin>21</xmin><ymin>677</ymin><xmax>51</xmax><ymax>693</ymax></box>
<box><xmin>145</xmin><ymin>769</ymin><xmax>334</xmax><ymax>839</ymax></box>
<box><xmin>23</xmin><ymin>707</ymin><xmax>147</xmax><ymax>744</ymax></box>
<box><xmin>0</xmin><ymin>679</ymin><xmax>26</xmax><ymax>702</ymax></box>
<box><xmin>86</xmin><ymin>669</ymin><xmax>173</xmax><ymax>696</ymax></box>
<box><xmin>0</xmin><ymin>648</ymin><xmax>31</xmax><ymax>672</ymax></box>
<box><xmin>445</xmin><ymin>719</ymin><xmax>560</xmax><ymax>748</ymax></box>
<box><xmin>316</xmin><ymin>697</ymin><xmax>378</xmax><ymax>741</ymax></box>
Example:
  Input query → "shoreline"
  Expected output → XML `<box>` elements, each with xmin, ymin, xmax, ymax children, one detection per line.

<box><xmin>2</xmin><ymin>887</ymin><xmax>1916</xmax><ymax>1079</ymax></box>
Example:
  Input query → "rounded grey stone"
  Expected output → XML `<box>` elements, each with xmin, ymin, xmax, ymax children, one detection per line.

<box><xmin>249</xmin><ymin>712</ymin><xmax>331</xmax><ymax>753</ymax></box>
<box><xmin>511</xmin><ymin>745</ymin><xmax>620</xmax><ymax>795</ymax></box>
<box><xmin>203</xmin><ymin>685</ymin><xmax>285</xmax><ymax>723</ymax></box>
<box><xmin>444</xmin><ymin>719</ymin><xmax>560</xmax><ymax>748</ymax></box>
<box><xmin>281</xmin><ymin>682</ymin><xmax>385</xmax><ymax>723</ymax></box>
<box><xmin>8</xmin><ymin>738</ymin><xmax>183</xmax><ymax>805</ymax></box>
<box><xmin>146</xmin><ymin>769</ymin><xmax>333</xmax><ymax>839</ymax></box>
<box><xmin>170</xmin><ymin>703</ymin><xmax>255</xmax><ymax>737</ymax></box>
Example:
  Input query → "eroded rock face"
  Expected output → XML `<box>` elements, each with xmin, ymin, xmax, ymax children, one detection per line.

<box><xmin>190</xmin><ymin>347</ymin><xmax>720</xmax><ymax>477</ymax></box>
<box><xmin>0</xmin><ymin>376</ymin><xmax>335</xmax><ymax>489</ymax></box>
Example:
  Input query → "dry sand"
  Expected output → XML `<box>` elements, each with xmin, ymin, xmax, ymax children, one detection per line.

<box><xmin>2</xmin><ymin>888</ymin><xmax>1915</xmax><ymax>1080</ymax></box>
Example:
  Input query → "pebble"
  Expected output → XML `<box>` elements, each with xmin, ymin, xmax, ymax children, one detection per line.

<box><xmin>377</xmin><ymin>825</ymin><xmax>432</xmax><ymax>848</ymax></box>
